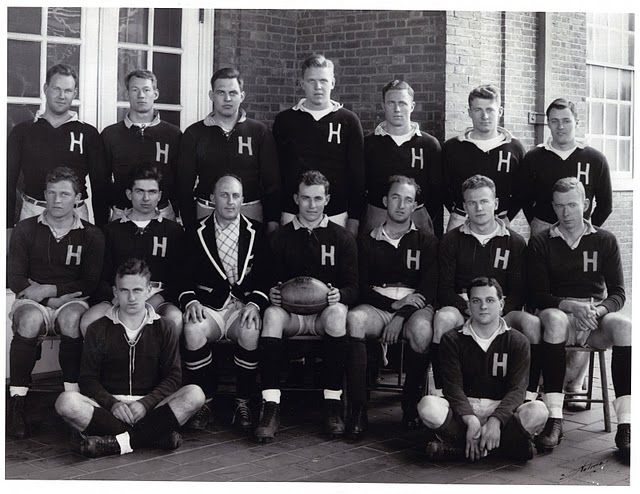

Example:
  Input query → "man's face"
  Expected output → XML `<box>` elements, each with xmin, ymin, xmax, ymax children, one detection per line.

<box><xmin>548</xmin><ymin>107</ymin><xmax>577</xmax><ymax>148</ymax></box>
<box><xmin>209</xmin><ymin>78</ymin><xmax>245</xmax><ymax>119</ymax></box>
<box><xmin>294</xmin><ymin>183</ymin><xmax>329</xmax><ymax>224</ymax></box>
<box><xmin>468</xmin><ymin>97</ymin><xmax>502</xmax><ymax>135</ymax></box>
<box><xmin>127</xmin><ymin>76</ymin><xmax>158</xmax><ymax>115</ymax></box>
<box><xmin>211</xmin><ymin>176</ymin><xmax>243</xmax><ymax>222</ymax></box>
<box><xmin>113</xmin><ymin>274</ymin><xmax>151</xmax><ymax>317</ymax></box>
<box><xmin>383</xmin><ymin>89</ymin><xmax>415</xmax><ymax>129</ymax></box>
<box><xmin>383</xmin><ymin>182</ymin><xmax>417</xmax><ymax>224</ymax></box>
<box><xmin>463</xmin><ymin>186</ymin><xmax>498</xmax><ymax>228</ymax></box>
<box><xmin>300</xmin><ymin>67</ymin><xmax>335</xmax><ymax>110</ymax></box>
<box><xmin>468</xmin><ymin>285</ymin><xmax>504</xmax><ymax>326</ymax></box>
<box><xmin>552</xmin><ymin>188</ymin><xmax>587</xmax><ymax>231</ymax></box>
<box><xmin>44</xmin><ymin>74</ymin><xmax>77</xmax><ymax>116</ymax></box>
<box><xmin>126</xmin><ymin>179</ymin><xmax>161</xmax><ymax>215</ymax></box>
<box><xmin>44</xmin><ymin>180</ymin><xmax>80</xmax><ymax>219</ymax></box>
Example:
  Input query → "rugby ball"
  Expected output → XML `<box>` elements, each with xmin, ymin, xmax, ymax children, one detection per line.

<box><xmin>280</xmin><ymin>276</ymin><xmax>330</xmax><ymax>315</ymax></box>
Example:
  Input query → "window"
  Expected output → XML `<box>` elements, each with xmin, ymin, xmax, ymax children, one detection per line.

<box><xmin>586</xmin><ymin>13</ymin><xmax>634</xmax><ymax>179</ymax></box>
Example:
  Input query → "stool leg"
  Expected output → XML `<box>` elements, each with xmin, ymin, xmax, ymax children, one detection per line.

<box><xmin>586</xmin><ymin>351</ymin><xmax>595</xmax><ymax>411</ymax></box>
<box><xmin>598</xmin><ymin>350</ymin><xmax>612</xmax><ymax>433</ymax></box>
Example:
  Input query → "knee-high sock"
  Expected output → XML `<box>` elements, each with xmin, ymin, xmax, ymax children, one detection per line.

<box><xmin>85</xmin><ymin>406</ymin><xmax>129</xmax><ymax>436</ymax></box>
<box><xmin>611</xmin><ymin>346</ymin><xmax>631</xmax><ymax>398</ymax></box>
<box><xmin>130</xmin><ymin>404</ymin><xmax>180</xmax><ymax>449</ymax></box>
<box><xmin>528</xmin><ymin>344</ymin><xmax>543</xmax><ymax>393</ymax></box>
<box><xmin>347</xmin><ymin>337</ymin><xmax>367</xmax><ymax>407</ymax></box>
<box><xmin>59</xmin><ymin>335</ymin><xmax>83</xmax><ymax>383</ymax></box>
<box><xmin>541</xmin><ymin>342</ymin><xmax>566</xmax><ymax>393</ymax></box>
<box><xmin>434</xmin><ymin>408</ymin><xmax>465</xmax><ymax>445</ymax></box>
<box><xmin>323</xmin><ymin>334</ymin><xmax>348</xmax><ymax>392</ymax></box>
<box><xmin>235</xmin><ymin>346</ymin><xmax>259</xmax><ymax>399</ymax></box>
<box><xmin>430</xmin><ymin>343</ymin><xmax>442</xmax><ymax>390</ymax></box>
<box><xmin>182</xmin><ymin>345</ymin><xmax>217</xmax><ymax>399</ymax></box>
<box><xmin>259</xmin><ymin>337</ymin><xmax>283</xmax><ymax>391</ymax></box>
<box><xmin>403</xmin><ymin>347</ymin><xmax>429</xmax><ymax>406</ymax></box>
<box><xmin>9</xmin><ymin>334</ymin><xmax>40</xmax><ymax>387</ymax></box>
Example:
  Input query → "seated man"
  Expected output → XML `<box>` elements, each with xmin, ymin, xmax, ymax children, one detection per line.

<box><xmin>256</xmin><ymin>170</ymin><xmax>358</xmax><ymax>442</ymax></box>
<box><xmin>347</xmin><ymin>175</ymin><xmax>438</xmax><ymax>438</ymax></box>
<box><xmin>55</xmin><ymin>258</ymin><xmax>204</xmax><ymax>457</ymax></box>
<box><xmin>80</xmin><ymin>165</ymin><xmax>184</xmax><ymax>336</ymax></box>
<box><xmin>418</xmin><ymin>277</ymin><xmax>548</xmax><ymax>462</ymax></box>
<box><xmin>431</xmin><ymin>174</ymin><xmax>538</xmax><ymax>397</ymax></box>
<box><xmin>179</xmin><ymin>174</ymin><xmax>270</xmax><ymax>431</ymax></box>
<box><xmin>529</xmin><ymin>177</ymin><xmax>631</xmax><ymax>457</ymax></box>
<box><xmin>7</xmin><ymin>166</ymin><xmax>105</xmax><ymax>439</ymax></box>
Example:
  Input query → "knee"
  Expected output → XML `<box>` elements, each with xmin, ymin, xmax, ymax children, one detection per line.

<box><xmin>13</xmin><ymin>308</ymin><xmax>45</xmax><ymax>338</ymax></box>
<box><xmin>162</xmin><ymin>306</ymin><xmax>184</xmax><ymax>336</ymax></box>
<box><xmin>417</xmin><ymin>395</ymin><xmax>446</xmax><ymax>429</ymax></box>
<box><xmin>346</xmin><ymin>309</ymin><xmax>368</xmax><ymax>339</ymax></box>
<box><xmin>182</xmin><ymin>384</ymin><xmax>206</xmax><ymax>410</ymax></box>
<box><xmin>55</xmin><ymin>391</ymin><xmax>82</xmax><ymax>418</ymax></box>
<box><xmin>406</xmin><ymin>314</ymin><xmax>433</xmax><ymax>353</ymax></box>
<box><xmin>538</xmin><ymin>309</ymin><xmax>568</xmax><ymax>341</ymax></box>
<box><xmin>517</xmin><ymin>401</ymin><xmax>549</xmax><ymax>432</ymax></box>
<box><xmin>323</xmin><ymin>304</ymin><xmax>347</xmax><ymax>337</ymax></box>
<box><xmin>433</xmin><ymin>308</ymin><xmax>461</xmax><ymax>340</ymax></box>
<box><xmin>262</xmin><ymin>306</ymin><xmax>288</xmax><ymax>336</ymax></box>
<box><xmin>602</xmin><ymin>313</ymin><xmax>632</xmax><ymax>345</ymax></box>
<box><xmin>57</xmin><ymin>305</ymin><xmax>86</xmax><ymax>335</ymax></box>
<box><xmin>182</xmin><ymin>320</ymin><xmax>208</xmax><ymax>348</ymax></box>
<box><xmin>238</xmin><ymin>325</ymin><xmax>260</xmax><ymax>349</ymax></box>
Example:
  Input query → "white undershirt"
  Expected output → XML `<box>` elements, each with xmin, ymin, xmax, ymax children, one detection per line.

<box><xmin>469</xmin><ymin>224</ymin><xmax>500</xmax><ymax>246</ymax></box>
<box><xmin>468</xmin><ymin>133</ymin><xmax>505</xmax><ymax>152</ymax></box>
<box><xmin>548</xmin><ymin>144</ymin><xmax>577</xmax><ymax>160</ymax></box>
<box><xmin>389</xmin><ymin>129</ymin><xmax>415</xmax><ymax>146</ymax></box>
<box><xmin>304</xmin><ymin>107</ymin><xmax>334</xmax><ymax>121</ymax></box>
<box><xmin>468</xmin><ymin>324</ymin><xmax>501</xmax><ymax>352</ymax></box>
<box><xmin>131</xmin><ymin>219</ymin><xmax>151</xmax><ymax>229</ymax></box>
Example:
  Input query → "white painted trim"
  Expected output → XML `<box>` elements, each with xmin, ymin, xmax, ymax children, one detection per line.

<box><xmin>181</xmin><ymin>8</ymin><xmax>201</xmax><ymax>130</ymax></box>
<box><xmin>97</xmin><ymin>8</ymin><xmax>120</xmax><ymax>131</ymax></box>
<box><xmin>81</xmin><ymin>8</ymin><xmax>100</xmax><ymax>126</ymax></box>
<box><xmin>198</xmin><ymin>9</ymin><xmax>215</xmax><ymax>121</ymax></box>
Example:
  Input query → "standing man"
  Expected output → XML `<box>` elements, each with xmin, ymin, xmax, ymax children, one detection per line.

<box><xmin>179</xmin><ymin>174</ymin><xmax>270</xmax><ymax>431</ymax></box>
<box><xmin>273</xmin><ymin>54</ymin><xmax>365</xmax><ymax>236</ymax></box>
<box><xmin>255</xmin><ymin>170</ymin><xmax>358</xmax><ymax>442</ymax></box>
<box><xmin>101</xmin><ymin>69</ymin><xmax>182</xmax><ymax>222</ymax></box>
<box><xmin>55</xmin><ymin>258</ymin><xmax>205</xmax><ymax>458</ymax></box>
<box><xmin>529</xmin><ymin>177</ymin><xmax>630</xmax><ymax>458</ymax></box>
<box><xmin>177</xmin><ymin>67</ymin><xmax>281</xmax><ymax>233</ymax></box>
<box><xmin>418</xmin><ymin>277</ymin><xmax>548</xmax><ymax>462</ymax></box>
<box><xmin>363</xmin><ymin>80</ymin><xmax>443</xmax><ymax>236</ymax></box>
<box><xmin>7</xmin><ymin>167</ymin><xmax>105</xmax><ymax>439</ymax></box>
<box><xmin>7</xmin><ymin>63</ymin><xmax>109</xmax><ymax>229</ymax></box>
<box><xmin>346</xmin><ymin>175</ymin><xmax>438</xmax><ymax>438</ymax></box>
<box><xmin>442</xmin><ymin>84</ymin><xmax>525</xmax><ymax>231</ymax></box>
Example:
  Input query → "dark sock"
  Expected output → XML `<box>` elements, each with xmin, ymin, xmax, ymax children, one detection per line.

<box><xmin>130</xmin><ymin>404</ymin><xmax>180</xmax><ymax>449</ymax></box>
<box><xmin>323</xmin><ymin>334</ymin><xmax>348</xmax><ymax>392</ymax></box>
<box><xmin>347</xmin><ymin>337</ymin><xmax>367</xmax><ymax>406</ymax></box>
<box><xmin>528</xmin><ymin>344</ymin><xmax>543</xmax><ymax>393</ymax></box>
<box><xmin>541</xmin><ymin>341</ymin><xmax>566</xmax><ymax>393</ymax></box>
<box><xmin>612</xmin><ymin>346</ymin><xmax>631</xmax><ymax>397</ymax></box>
<box><xmin>59</xmin><ymin>335</ymin><xmax>83</xmax><ymax>383</ymax></box>
<box><xmin>434</xmin><ymin>408</ymin><xmax>465</xmax><ymax>444</ymax></box>
<box><xmin>403</xmin><ymin>347</ymin><xmax>429</xmax><ymax>408</ymax></box>
<box><xmin>259</xmin><ymin>337</ymin><xmax>283</xmax><ymax>390</ymax></box>
<box><xmin>235</xmin><ymin>346</ymin><xmax>259</xmax><ymax>399</ymax></box>
<box><xmin>182</xmin><ymin>344</ymin><xmax>216</xmax><ymax>399</ymax></box>
<box><xmin>84</xmin><ymin>406</ymin><xmax>129</xmax><ymax>436</ymax></box>
<box><xmin>9</xmin><ymin>333</ymin><xmax>39</xmax><ymax>387</ymax></box>
<box><xmin>430</xmin><ymin>343</ymin><xmax>442</xmax><ymax>389</ymax></box>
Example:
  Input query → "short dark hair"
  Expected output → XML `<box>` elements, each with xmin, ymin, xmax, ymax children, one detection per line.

<box><xmin>546</xmin><ymin>98</ymin><xmax>578</xmax><ymax>121</ymax></box>
<box><xmin>298</xmin><ymin>170</ymin><xmax>330</xmax><ymax>195</ymax></box>
<box><xmin>213</xmin><ymin>173</ymin><xmax>244</xmax><ymax>194</ymax></box>
<box><xmin>45</xmin><ymin>166</ymin><xmax>82</xmax><ymax>195</ymax></box>
<box><xmin>461</xmin><ymin>174</ymin><xmax>496</xmax><ymax>199</ymax></box>
<box><xmin>468</xmin><ymin>276</ymin><xmax>504</xmax><ymax>300</ymax></box>
<box><xmin>128</xmin><ymin>164</ymin><xmax>162</xmax><ymax>191</ymax></box>
<box><xmin>468</xmin><ymin>84</ymin><xmax>501</xmax><ymax>107</ymax></box>
<box><xmin>301</xmin><ymin>54</ymin><xmax>334</xmax><ymax>77</ymax></box>
<box><xmin>386</xmin><ymin>175</ymin><xmax>421</xmax><ymax>198</ymax></box>
<box><xmin>382</xmin><ymin>79</ymin><xmax>414</xmax><ymax>101</ymax></box>
<box><xmin>210</xmin><ymin>67</ymin><xmax>244</xmax><ymax>92</ymax></box>
<box><xmin>552</xmin><ymin>176</ymin><xmax>586</xmax><ymax>202</ymax></box>
<box><xmin>45</xmin><ymin>63</ymin><xmax>78</xmax><ymax>89</ymax></box>
<box><xmin>124</xmin><ymin>69</ymin><xmax>158</xmax><ymax>90</ymax></box>
<box><xmin>115</xmin><ymin>258</ymin><xmax>152</xmax><ymax>285</ymax></box>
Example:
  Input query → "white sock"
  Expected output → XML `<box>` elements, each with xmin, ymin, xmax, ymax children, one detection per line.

<box><xmin>64</xmin><ymin>382</ymin><xmax>80</xmax><ymax>392</ymax></box>
<box><xmin>262</xmin><ymin>389</ymin><xmax>281</xmax><ymax>404</ymax></box>
<box><xmin>9</xmin><ymin>386</ymin><xmax>29</xmax><ymax>397</ymax></box>
<box><xmin>613</xmin><ymin>395</ymin><xmax>631</xmax><ymax>424</ymax></box>
<box><xmin>525</xmin><ymin>390</ymin><xmax>539</xmax><ymax>402</ymax></box>
<box><xmin>323</xmin><ymin>389</ymin><xmax>342</xmax><ymax>401</ymax></box>
<box><xmin>542</xmin><ymin>392</ymin><xmax>565</xmax><ymax>419</ymax></box>
<box><xmin>430</xmin><ymin>388</ymin><xmax>444</xmax><ymax>398</ymax></box>
<box><xmin>115</xmin><ymin>432</ymin><xmax>133</xmax><ymax>455</ymax></box>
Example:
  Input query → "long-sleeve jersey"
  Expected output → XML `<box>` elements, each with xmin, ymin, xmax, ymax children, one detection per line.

<box><xmin>101</xmin><ymin>113</ymin><xmax>182</xmax><ymax>211</ymax></box>
<box><xmin>8</xmin><ymin>214</ymin><xmax>105</xmax><ymax>298</ymax></box>
<box><xmin>364</xmin><ymin>122</ymin><xmax>443</xmax><ymax>229</ymax></box>
<box><xmin>177</xmin><ymin>110</ymin><xmax>281</xmax><ymax>228</ymax></box>
<box><xmin>438</xmin><ymin>220</ymin><xmax>526</xmax><ymax>314</ymax></box>
<box><xmin>269</xmin><ymin>216</ymin><xmax>359</xmax><ymax>306</ymax></box>
<box><xmin>441</xmin><ymin>319</ymin><xmax>530</xmax><ymax>426</ymax></box>
<box><xmin>7</xmin><ymin>113</ymin><xmax>110</xmax><ymax>226</ymax></box>
<box><xmin>273</xmin><ymin>101</ymin><xmax>365</xmax><ymax>219</ymax></box>
<box><xmin>528</xmin><ymin>223</ymin><xmax>625</xmax><ymax>314</ymax></box>
<box><xmin>358</xmin><ymin>223</ymin><xmax>438</xmax><ymax>316</ymax></box>
<box><xmin>96</xmin><ymin>216</ymin><xmax>184</xmax><ymax>303</ymax></box>
<box><xmin>519</xmin><ymin>143</ymin><xmax>612</xmax><ymax>226</ymax></box>
<box><xmin>442</xmin><ymin>127</ymin><xmax>525</xmax><ymax>220</ymax></box>
<box><xmin>79</xmin><ymin>306</ymin><xmax>181</xmax><ymax>412</ymax></box>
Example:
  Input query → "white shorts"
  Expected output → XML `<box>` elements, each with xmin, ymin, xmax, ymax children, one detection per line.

<box><xmin>9</xmin><ymin>298</ymin><xmax>89</xmax><ymax>337</ymax></box>
<box><xmin>203</xmin><ymin>298</ymin><xmax>245</xmax><ymax>340</ymax></box>
<box><xmin>290</xmin><ymin>313</ymin><xmax>321</xmax><ymax>336</ymax></box>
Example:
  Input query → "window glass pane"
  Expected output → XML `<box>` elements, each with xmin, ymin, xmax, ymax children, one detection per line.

<box><xmin>620</xmin><ymin>105</ymin><xmax>631</xmax><ymax>136</ymax></box>
<box><xmin>618</xmin><ymin>141</ymin><xmax>631</xmax><ymax>172</ymax></box>
<box><xmin>590</xmin><ymin>102</ymin><xmax>604</xmax><ymax>134</ymax></box>
<box><xmin>594</xmin><ymin>13</ymin><xmax>608</xmax><ymax>26</ymax></box>
<box><xmin>609</xmin><ymin>13</ymin><xmax>625</xmax><ymax>30</ymax></box>
<box><xmin>47</xmin><ymin>44</ymin><xmax>81</xmax><ymax>97</ymax></box>
<box><xmin>7</xmin><ymin>104</ymin><xmax>41</xmax><ymax>137</ymax></box>
<box><xmin>119</xmin><ymin>8</ymin><xmax>148</xmax><ymax>45</ymax></box>
<box><xmin>605</xmin><ymin>68</ymin><xmax>618</xmax><ymax>99</ymax></box>
<box><xmin>47</xmin><ymin>7</ymin><xmax>81</xmax><ymax>38</ymax></box>
<box><xmin>609</xmin><ymin>31</ymin><xmax>626</xmax><ymax>66</ymax></box>
<box><xmin>154</xmin><ymin>52</ymin><xmax>181</xmax><ymax>105</ymax></box>
<box><xmin>628</xmin><ymin>33</ymin><xmax>635</xmax><ymax>67</ymax></box>
<box><xmin>154</xmin><ymin>9</ymin><xmax>182</xmax><ymax>48</ymax></box>
<box><xmin>605</xmin><ymin>140</ymin><xmax>617</xmax><ymax>170</ymax></box>
<box><xmin>8</xmin><ymin>7</ymin><xmax>42</xmax><ymax>34</ymax></box>
<box><xmin>590</xmin><ymin>65</ymin><xmax>604</xmax><ymax>98</ymax></box>
<box><xmin>605</xmin><ymin>103</ymin><xmax>618</xmax><ymax>135</ymax></box>
<box><xmin>8</xmin><ymin>40</ymin><xmax>41</xmax><ymax>98</ymax></box>
<box><xmin>593</xmin><ymin>27</ymin><xmax>608</xmax><ymax>62</ymax></box>
<box><xmin>586</xmin><ymin>27</ymin><xmax>594</xmax><ymax>60</ymax></box>
<box><xmin>160</xmin><ymin>110</ymin><xmax>181</xmax><ymax>128</ymax></box>
<box><xmin>118</xmin><ymin>49</ymin><xmax>148</xmax><ymax>100</ymax></box>
<box><xmin>629</xmin><ymin>13</ymin><xmax>635</xmax><ymax>31</ymax></box>
<box><xmin>589</xmin><ymin>137</ymin><xmax>603</xmax><ymax>154</ymax></box>
<box><xmin>620</xmin><ymin>70</ymin><xmax>632</xmax><ymax>101</ymax></box>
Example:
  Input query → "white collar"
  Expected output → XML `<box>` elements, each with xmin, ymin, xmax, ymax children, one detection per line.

<box><xmin>549</xmin><ymin>219</ymin><xmax>596</xmax><ymax>250</ymax></box>
<box><xmin>214</xmin><ymin>213</ymin><xmax>241</xmax><ymax>232</ymax></box>
<box><xmin>292</xmin><ymin>99</ymin><xmax>343</xmax><ymax>113</ymax></box>
<box><xmin>457</xmin><ymin>126</ymin><xmax>514</xmax><ymax>151</ymax></box>
<box><xmin>105</xmin><ymin>303</ymin><xmax>161</xmax><ymax>325</ymax></box>
<box><xmin>203</xmin><ymin>108</ymin><xmax>247</xmax><ymax>128</ymax></box>
<box><xmin>537</xmin><ymin>138</ymin><xmax>585</xmax><ymax>158</ymax></box>
<box><xmin>370</xmin><ymin>221</ymin><xmax>417</xmax><ymax>247</ymax></box>
<box><xmin>292</xmin><ymin>214</ymin><xmax>330</xmax><ymax>230</ymax></box>
<box><xmin>459</xmin><ymin>217</ymin><xmax>510</xmax><ymax>238</ymax></box>
<box><xmin>37</xmin><ymin>210</ymin><xmax>84</xmax><ymax>232</ymax></box>
<box><xmin>374</xmin><ymin>121</ymin><xmax>421</xmax><ymax>138</ymax></box>
<box><xmin>124</xmin><ymin>110</ymin><xmax>162</xmax><ymax>129</ymax></box>
<box><xmin>34</xmin><ymin>110</ymin><xmax>81</xmax><ymax>124</ymax></box>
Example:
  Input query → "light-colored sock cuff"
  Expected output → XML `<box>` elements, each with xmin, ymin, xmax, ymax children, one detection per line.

<box><xmin>64</xmin><ymin>382</ymin><xmax>80</xmax><ymax>393</ymax></box>
<box><xmin>9</xmin><ymin>386</ymin><xmax>29</xmax><ymax>397</ymax></box>
<box><xmin>543</xmin><ymin>392</ymin><xmax>565</xmax><ymax>419</ymax></box>
<box><xmin>262</xmin><ymin>389</ymin><xmax>281</xmax><ymax>404</ymax></box>
<box><xmin>115</xmin><ymin>432</ymin><xmax>132</xmax><ymax>455</ymax></box>
<box><xmin>431</xmin><ymin>388</ymin><xmax>444</xmax><ymax>397</ymax></box>
<box><xmin>613</xmin><ymin>395</ymin><xmax>631</xmax><ymax>424</ymax></box>
<box><xmin>525</xmin><ymin>391</ymin><xmax>538</xmax><ymax>402</ymax></box>
<box><xmin>323</xmin><ymin>389</ymin><xmax>342</xmax><ymax>401</ymax></box>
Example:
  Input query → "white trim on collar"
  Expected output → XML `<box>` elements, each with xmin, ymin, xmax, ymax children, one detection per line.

<box><xmin>37</xmin><ymin>210</ymin><xmax>85</xmax><ymax>230</ymax></box>
<box><xmin>34</xmin><ymin>110</ymin><xmax>81</xmax><ymax>124</ymax></box>
<box><xmin>203</xmin><ymin>108</ymin><xmax>247</xmax><ymax>128</ymax></box>
<box><xmin>105</xmin><ymin>303</ymin><xmax>161</xmax><ymax>325</ymax></box>
<box><xmin>370</xmin><ymin>221</ymin><xmax>418</xmax><ymax>246</ymax></box>
<box><xmin>459</xmin><ymin>217</ymin><xmax>510</xmax><ymax>237</ymax></box>
<box><xmin>292</xmin><ymin>99</ymin><xmax>343</xmax><ymax>113</ymax></box>
<box><xmin>549</xmin><ymin>219</ymin><xmax>596</xmax><ymax>250</ymax></box>
<box><xmin>456</xmin><ymin>126</ymin><xmax>513</xmax><ymax>150</ymax></box>
<box><xmin>292</xmin><ymin>214</ymin><xmax>330</xmax><ymax>230</ymax></box>
<box><xmin>124</xmin><ymin>110</ymin><xmax>162</xmax><ymax>129</ymax></box>
<box><xmin>374</xmin><ymin>121</ymin><xmax>421</xmax><ymax>137</ymax></box>
<box><xmin>537</xmin><ymin>138</ymin><xmax>585</xmax><ymax>159</ymax></box>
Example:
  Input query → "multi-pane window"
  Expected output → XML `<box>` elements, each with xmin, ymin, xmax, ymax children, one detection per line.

<box><xmin>586</xmin><ymin>13</ymin><xmax>634</xmax><ymax>177</ymax></box>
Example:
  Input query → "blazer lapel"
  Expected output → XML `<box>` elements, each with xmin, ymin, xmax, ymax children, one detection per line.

<box><xmin>197</xmin><ymin>216</ymin><xmax>227</xmax><ymax>280</ymax></box>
